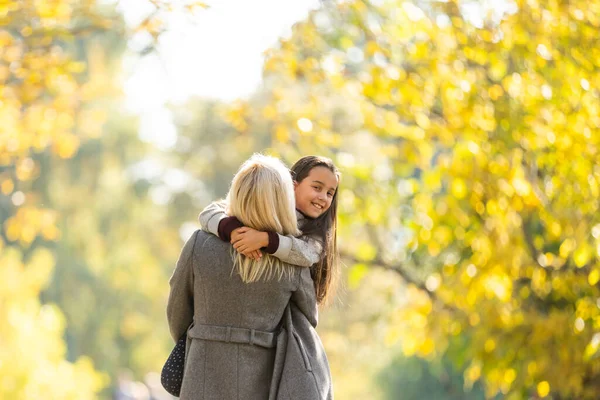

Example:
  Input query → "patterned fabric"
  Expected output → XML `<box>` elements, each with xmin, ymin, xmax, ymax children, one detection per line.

<box><xmin>161</xmin><ymin>334</ymin><xmax>186</xmax><ymax>397</ymax></box>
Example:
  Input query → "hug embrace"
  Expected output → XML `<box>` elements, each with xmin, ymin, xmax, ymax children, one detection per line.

<box><xmin>165</xmin><ymin>154</ymin><xmax>341</xmax><ymax>399</ymax></box>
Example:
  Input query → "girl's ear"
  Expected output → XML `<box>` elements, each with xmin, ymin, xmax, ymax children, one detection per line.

<box><xmin>293</xmin><ymin>180</ymin><xmax>298</xmax><ymax>188</ymax></box>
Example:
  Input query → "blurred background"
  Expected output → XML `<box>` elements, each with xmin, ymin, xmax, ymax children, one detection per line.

<box><xmin>1</xmin><ymin>0</ymin><xmax>600</xmax><ymax>399</ymax></box>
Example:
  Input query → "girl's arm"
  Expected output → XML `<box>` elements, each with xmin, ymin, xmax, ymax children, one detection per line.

<box><xmin>199</xmin><ymin>200</ymin><xmax>258</xmax><ymax>258</ymax></box>
<box><xmin>272</xmin><ymin>233</ymin><xmax>322</xmax><ymax>267</ymax></box>
<box><xmin>231</xmin><ymin>228</ymin><xmax>323</xmax><ymax>267</ymax></box>
<box><xmin>200</xmin><ymin>200</ymin><xmax>323</xmax><ymax>267</ymax></box>
<box><xmin>199</xmin><ymin>200</ymin><xmax>244</xmax><ymax>241</ymax></box>
<box><xmin>198</xmin><ymin>200</ymin><xmax>228</xmax><ymax>237</ymax></box>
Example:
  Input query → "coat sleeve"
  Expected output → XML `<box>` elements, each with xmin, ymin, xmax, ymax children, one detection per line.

<box><xmin>272</xmin><ymin>233</ymin><xmax>323</xmax><ymax>268</ymax></box>
<box><xmin>200</xmin><ymin>200</ymin><xmax>321</xmax><ymax>268</ymax></box>
<box><xmin>290</xmin><ymin>268</ymin><xmax>319</xmax><ymax>327</ymax></box>
<box><xmin>198</xmin><ymin>200</ymin><xmax>228</xmax><ymax>237</ymax></box>
<box><xmin>166</xmin><ymin>230</ymin><xmax>199</xmax><ymax>342</ymax></box>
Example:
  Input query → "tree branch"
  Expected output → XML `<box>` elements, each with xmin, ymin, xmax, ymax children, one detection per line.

<box><xmin>340</xmin><ymin>250</ymin><xmax>461</xmax><ymax>313</ymax></box>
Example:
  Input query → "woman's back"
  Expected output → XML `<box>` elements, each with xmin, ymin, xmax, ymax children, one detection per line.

<box><xmin>191</xmin><ymin>230</ymin><xmax>302</xmax><ymax>332</ymax></box>
<box><xmin>167</xmin><ymin>230</ymin><xmax>317</xmax><ymax>399</ymax></box>
<box><xmin>167</xmin><ymin>154</ymin><xmax>321</xmax><ymax>399</ymax></box>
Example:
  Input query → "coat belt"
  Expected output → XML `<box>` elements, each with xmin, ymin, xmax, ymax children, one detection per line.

<box><xmin>187</xmin><ymin>323</ymin><xmax>278</xmax><ymax>348</ymax></box>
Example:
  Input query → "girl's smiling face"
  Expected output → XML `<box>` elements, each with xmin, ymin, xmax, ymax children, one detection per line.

<box><xmin>294</xmin><ymin>166</ymin><xmax>339</xmax><ymax>219</ymax></box>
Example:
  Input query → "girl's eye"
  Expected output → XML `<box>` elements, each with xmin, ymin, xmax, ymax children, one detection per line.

<box><xmin>327</xmin><ymin>193</ymin><xmax>333</xmax><ymax>197</ymax></box>
<box><xmin>312</xmin><ymin>186</ymin><xmax>320</xmax><ymax>190</ymax></box>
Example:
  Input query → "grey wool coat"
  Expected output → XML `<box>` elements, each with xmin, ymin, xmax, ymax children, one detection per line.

<box><xmin>269</xmin><ymin>303</ymin><xmax>333</xmax><ymax>400</ymax></box>
<box><xmin>167</xmin><ymin>230</ymin><xmax>332</xmax><ymax>400</ymax></box>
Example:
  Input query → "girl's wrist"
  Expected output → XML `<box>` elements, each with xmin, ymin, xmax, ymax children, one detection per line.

<box><xmin>264</xmin><ymin>232</ymin><xmax>279</xmax><ymax>254</ymax></box>
<box><xmin>218</xmin><ymin>216</ymin><xmax>243</xmax><ymax>241</ymax></box>
<box><xmin>261</xmin><ymin>232</ymin><xmax>269</xmax><ymax>247</ymax></box>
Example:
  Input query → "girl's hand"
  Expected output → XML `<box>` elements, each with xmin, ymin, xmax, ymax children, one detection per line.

<box><xmin>231</xmin><ymin>227</ymin><xmax>269</xmax><ymax>259</ymax></box>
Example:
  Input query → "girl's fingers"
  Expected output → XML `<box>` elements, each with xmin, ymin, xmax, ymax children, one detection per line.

<box><xmin>243</xmin><ymin>250</ymin><xmax>261</xmax><ymax>260</ymax></box>
<box><xmin>234</xmin><ymin>243</ymin><xmax>260</xmax><ymax>258</ymax></box>
<box><xmin>231</xmin><ymin>235</ymin><xmax>244</xmax><ymax>244</ymax></box>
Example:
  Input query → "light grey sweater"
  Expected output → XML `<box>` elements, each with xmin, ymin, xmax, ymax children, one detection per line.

<box><xmin>198</xmin><ymin>200</ymin><xmax>323</xmax><ymax>267</ymax></box>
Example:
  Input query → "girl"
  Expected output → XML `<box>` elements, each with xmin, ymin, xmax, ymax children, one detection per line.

<box><xmin>199</xmin><ymin>155</ymin><xmax>340</xmax><ymax>304</ymax></box>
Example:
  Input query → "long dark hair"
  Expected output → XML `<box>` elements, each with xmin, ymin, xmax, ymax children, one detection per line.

<box><xmin>291</xmin><ymin>156</ymin><xmax>340</xmax><ymax>305</ymax></box>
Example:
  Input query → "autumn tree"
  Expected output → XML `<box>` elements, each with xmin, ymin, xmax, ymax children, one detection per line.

<box><xmin>0</xmin><ymin>1</ymin><xmax>205</xmax><ymax>397</ymax></box>
<box><xmin>224</xmin><ymin>0</ymin><xmax>600</xmax><ymax>398</ymax></box>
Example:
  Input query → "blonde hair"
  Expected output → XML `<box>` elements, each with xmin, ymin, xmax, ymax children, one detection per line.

<box><xmin>226</xmin><ymin>154</ymin><xmax>300</xmax><ymax>282</ymax></box>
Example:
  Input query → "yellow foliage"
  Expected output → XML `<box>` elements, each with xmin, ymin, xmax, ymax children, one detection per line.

<box><xmin>538</xmin><ymin>381</ymin><xmax>551</xmax><ymax>397</ymax></box>
<box><xmin>0</xmin><ymin>247</ymin><xmax>107</xmax><ymax>398</ymax></box>
<box><xmin>1</xmin><ymin>0</ymin><xmax>206</xmax><ymax>395</ymax></box>
<box><xmin>252</xmin><ymin>0</ymin><xmax>600</xmax><ymax>397</ymax></box>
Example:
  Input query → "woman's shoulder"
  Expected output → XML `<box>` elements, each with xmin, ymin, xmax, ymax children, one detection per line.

<box><xmin>192</xmin><ymin>229</ymin><xmax>228</xmax><ymax>250</ymax></box>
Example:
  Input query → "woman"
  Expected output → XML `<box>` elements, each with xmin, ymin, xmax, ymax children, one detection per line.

<box><xmin>167</xmin><ymin>154</ymin><xmax>330</xmax><ymax>399</ymax></box>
